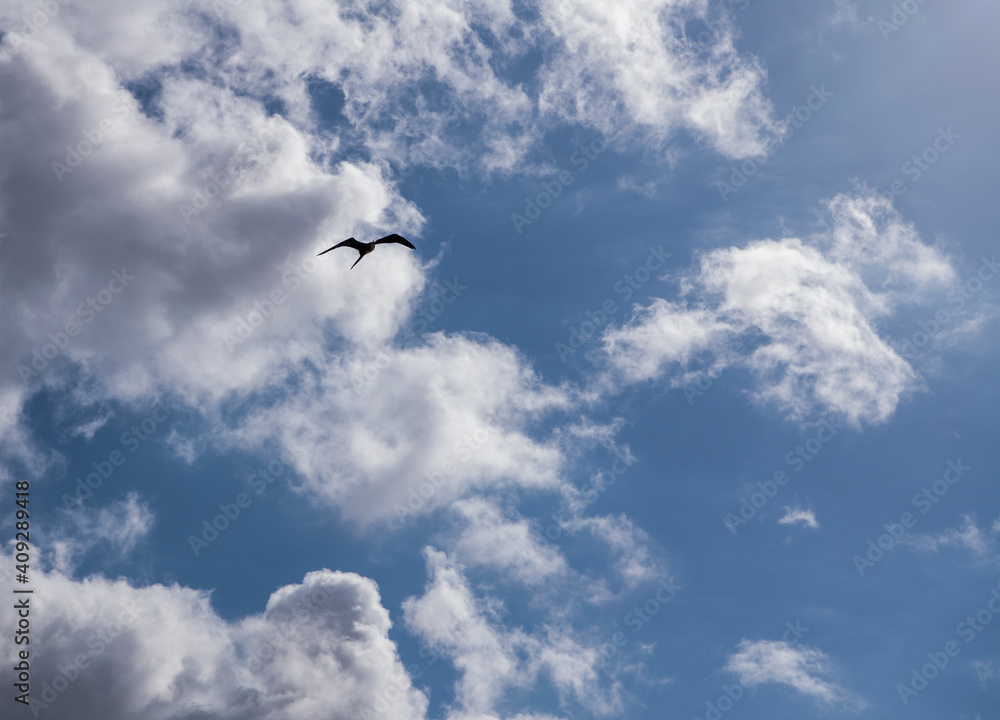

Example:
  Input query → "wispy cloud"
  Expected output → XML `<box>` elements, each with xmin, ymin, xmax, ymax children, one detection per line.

<box><xmin>911</xmin><ymin>514</ymin><xmax>1000</xmax><ymax>564</ymax></box>
<box><xmin>725</xmin><ymin>639</ymin><xmax>863</xmax><ymax>707</ymax></box>
<box><xmin>49</xmin><ymin>492</ymin><xmax>154</xmax><ymax>574</ymax></box>
<box><xmin>972</xmin><ymin>659</ymin><xmax>1000</xmax><ymax>689</ymax></box>
<box><xmin>778</xmin><ymin>506</ymin><xmax>820</xmax><ymax>529</ymax></box>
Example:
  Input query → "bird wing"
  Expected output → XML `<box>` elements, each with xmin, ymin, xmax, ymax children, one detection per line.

<box><xmin>373</xmin><ymin>233</ymin><xmax>416</xmax><ymax>249</ymax></box>
<box><xmin>317</xmin><ymin>237</ymin><xmax>366</xmax><ymax>256</ymax></box>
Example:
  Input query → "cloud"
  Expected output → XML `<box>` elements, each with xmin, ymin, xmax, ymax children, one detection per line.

<box><xmin>537</xmin><ymin>0</ymin><xmax>781</xmax><ymax>159</ymax></box>
<box><xmin>778</xmin><ymin>506</ymin><xmax>819</xmax><ymax>530</ymax></box>
<box><xmin>564</xmin><ymin>514</ymin><xmax>664</xmax><ymax>592</ymax></box>
<box><xmin>449</xmin><ymin>498</ymin><xmax>569</xmax><ymax>586</ymax></box>
<box><xmin>0</xmin><ymin>21</ymin><xmax>427</xmax><ymax>443</ymax></box>
<box><xmin>602</xmin><ymin>190</ymin><xmax>958</xmax><ymax>426</ymax></box>
<box><xmin>61</xmin><ymin>405</ymin><xmax>116</xmax><ymax>442</ymax></box>
<box><xmin>223</xmin><ymin>333</ymin><xmax>572</xmax><ymax>527</ymax></box>
<box><xmin>911</xmin><ymin>514</ymin><xmax>1000</xmax><ymax>564</ymax></box>
<box><xmin>0</xmin><ymin>0</ymin><xmax>785</xmax><ymax>524</ymax></box>
<box><xmin>0</xmin><ymin>559</ymin><xmax>427</xmax><ymax>720</ymax></box>
<box><xmin>971</xmin><ymin>659</ymin><xmax>1000</xmax><ymax>689</ymax></box>
<box><xmin>0</xmin><ymin>4</ymin><xmax>841</xmax><ymax>717</ymax></box>
<box><xmin>402</xmin><ymin>548</ymin><xmax>621</xmax><ymax>718</ymax></box>
<box><xmin>725</xmin><ymin>639</ymin><xmax>861</xmax><ymax>707</ymax></box>
<box><xmin>48</xmin><ymin>491</ymin><xmax>154</xmax><ymax>574</ymax></box>
<box><xmin>616</xmin><ymin>175</ymin><xmax>657</xmax><ymax>198</ymax></box>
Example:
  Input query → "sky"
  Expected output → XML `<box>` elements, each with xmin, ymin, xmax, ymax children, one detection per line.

<box><xmin>1</xmin><ymin>1</ymin><xmax>998</xmax><ymax>719</ymax></box>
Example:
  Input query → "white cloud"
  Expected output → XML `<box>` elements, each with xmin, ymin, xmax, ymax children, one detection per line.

<box><xmin>48</xmin><ymin>491</ymin><xmax>154</xmax><ymax>574</ymax></box>
<box><xmin>404</xmin><ymin>548</ymin><xmax>526</xmax><ymax>714</ymax></box>
<box><xmin>0</xmin><ymin>5</ymin><xmax>816</xmax><ymax>718</ymax></box>
<box><xmin>450</xmin><ymin>498</ymin><xmax>568</xmax><ymax>586</ymax></box>
<box><xmin>565</xmin><ymin>514</ymin><xmax>664</xmax><ymax>592</ymax></box>
<box><xmin>538</xmin><ymin>0</ymin><xmax>782</xmax><ymax>159</ymax></box>
<box><xmin>912</xmin><ymin>514</ymin><xmax>1000</xmax><ymax>564</ymax></box>
<box><xmin>61</xmin><ymin>405</ymin><xmax>115</xmax><ymax>442</ymax></box>
<box><xmin>616</xmin><ymin>175</ymin><xmax>658</xmax><ymax>198</ymax></box>
<box><xmin>602</xmin><ymin>191</ymin><xmax>959</xmax><ymax>426</ymax></box>
<box><xmin>0</xmin><ymin>559</ymin><xmax>427</xmax><ymax>720</ymax></box>
<box><xmin>821</xmin><ymin>192</ymin><xmax>955</xmax><ymax>297</ymax></box>
<box><xmin>402</xmin><ymin>548</ymin><xmax>621</xmax><ymax>718</ymax></box>
<box><xmin>778</xmin><ymin>506</ymin><xmax>819</xmax><ymax>530</ymax></box>
<box><xmin>224</xmin><ymin>334</ymin><xmax>571</xmax><ymax>527</ymax></box>
<box><xmin>602</xmin><ymin>300</ymin><xmax>733</xmax><ymax>384</ymax></box>
<box><xmin>725</xmin><ymin>639</ymin><xmax>862</xmax><ymax>707</ymax></box>
<box><xmin>0</xmin><ymin>0</ymin><xmax>783</xmax><ymax>514</ymax></box>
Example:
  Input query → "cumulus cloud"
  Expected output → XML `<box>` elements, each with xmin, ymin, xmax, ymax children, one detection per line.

<box><xmin>0</xmin><ymin>0</ymin><xmax>763</xmax><ymax>525</ymax></box>
<box><xmin>0</xmin><ymin>559</ymin><xmax>427</xmax><ymax>720</ymax></box>
<box><xmin>725</xmin><ymin>639</ymin><xmax>862</xmax><ymax>707</ymax></box>
<box><xmin>224</xmin><ymin>334</ymin><xmax>571</xmax><ymax>527</ymax></box>
<box><xmin>0</xmin><ymin>21</ymin><xmax>426</xmax><ymax>453</ymax></box>
<box><xmin>0</xmin><ymin>0</ymin><xmax>782</xmax><ymax>508</ymax></box>
<box><xmin>602</xmin><ymin>190</ymin><xmax>958</xmax><ymax>426</ymax></box>
<box><xmin>0</xmin><ymin>3</ymin><xmax>786</xmax><ymax>718</ymax></box>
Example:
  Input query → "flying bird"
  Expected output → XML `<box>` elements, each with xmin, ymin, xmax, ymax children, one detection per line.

<box><xmin>317</xmin><ymin>233</ymin><xmax>416</xmax><ymax>269</ymax></box>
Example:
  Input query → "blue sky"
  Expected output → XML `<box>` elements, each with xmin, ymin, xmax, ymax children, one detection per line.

<box><xmin>1</xmin><ymin>1</ymin><xmax>998</xmax><ymax>719</ymax></box>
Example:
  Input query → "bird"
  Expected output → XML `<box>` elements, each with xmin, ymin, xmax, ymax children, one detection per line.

<box><xmin>317</xmin><ymin>233</ymin><xmax>416</xmax><ymax>269</ymax></box>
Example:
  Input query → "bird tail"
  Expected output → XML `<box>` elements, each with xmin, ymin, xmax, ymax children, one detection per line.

<box><xmin>351</xmin><ymin>255</ymin><xmax>363</xmax><ymax>269</ymax></box>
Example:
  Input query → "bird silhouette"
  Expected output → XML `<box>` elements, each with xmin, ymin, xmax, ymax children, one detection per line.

<box><xmin>317</xmin><ymin>234</ymin><xmax>416</xmax><ymax>269</ymax></box>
